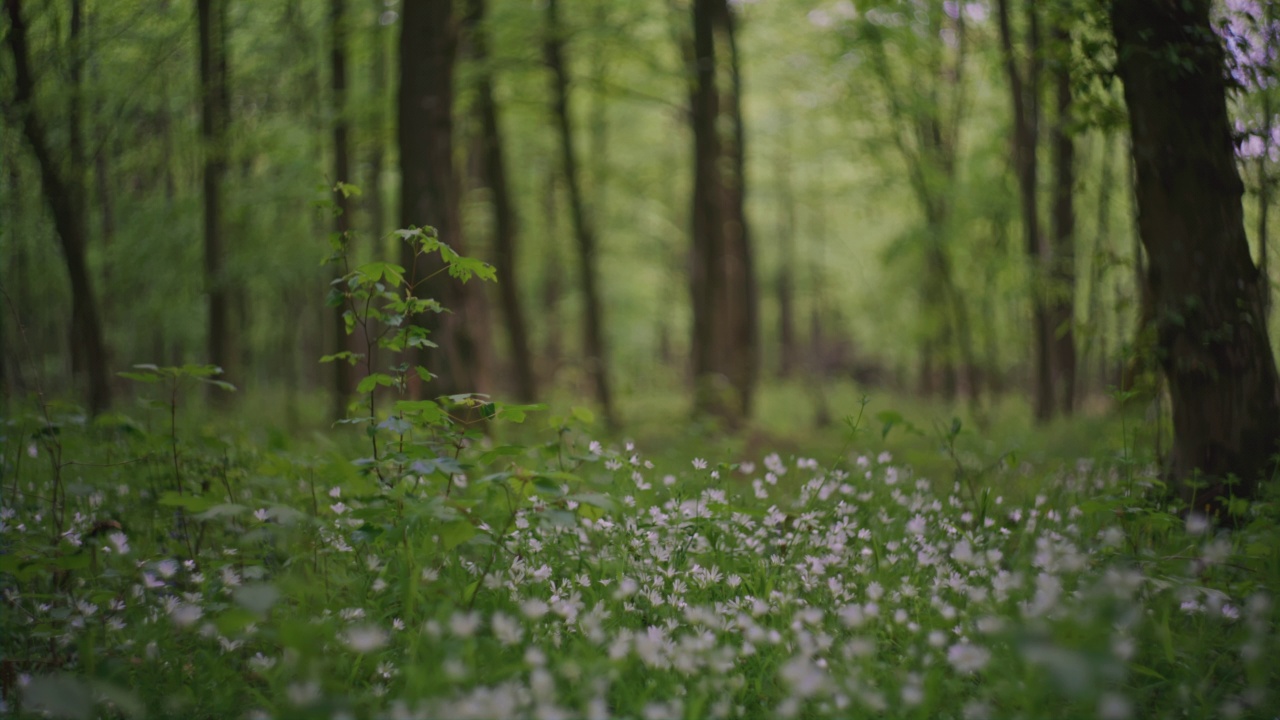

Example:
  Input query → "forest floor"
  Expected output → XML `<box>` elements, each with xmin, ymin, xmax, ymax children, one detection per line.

<box><xmin>1</xmin><ymin>380</ymin><xmax>1275</xmax><ymax>719</ymax></box>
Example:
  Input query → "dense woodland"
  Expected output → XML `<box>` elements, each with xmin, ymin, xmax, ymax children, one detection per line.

<box><xmin>3</xmin><ymin>1</ymin><xmax>1280</xmax><ymax>718</ymax></box>
<box><xmin>0</xmin><ymin>0</ymin><xmax>1268</xmax><ymax>411</ymax></box>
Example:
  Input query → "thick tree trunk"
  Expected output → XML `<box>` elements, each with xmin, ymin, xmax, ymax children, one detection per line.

<box><xmin>689</xmin><ymin>0</ymin><xmax>758</xmax><ymax>424</ymax></box>
<box><xmin>469</xmin><ymin>0</ymin><xmax>537</xmax><ymax>403</ymax></box>
<box><xmin>198</xmin><ymin>0</ymin><xmax>231</xmax><ymax>396</ymax></box>
<box><xmin>4</xmin><ymin>0</ymin><xmax>112</xmax><ymax>414</ymax></box>
<box><xmin>1113</xmin><ymin>0</ymin><xmax>1280</xmax><ymax>513</ymax></box>
<box><xmin>1260</xmin><ymin>84</ymin><xmax>1273</xmax><ymax>322</ymax></box>
<box><xmin>1048</xmin><ymin>19</ymin><xmax>1077</xmax><ymax>415</ymax></box>
<box><xmin>997</xmin><ymin>0</ymin><xmax>1053</xmax><ymax>423</ymax></box>
<box><xmin>399</xmin><ymin>0</ymin><xmax>491</xmax><ymax>399</ymax></box>
<box><xmin>545</xmin><ymin>0</ymin><xmax>615</xmax><ymax>425</ymax></box>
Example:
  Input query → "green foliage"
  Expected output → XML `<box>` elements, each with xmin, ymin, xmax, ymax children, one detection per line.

<box><xmin>4</xmin><ymin>387</ymin><xmax>1279</xmax><ymax>719</ymax></box>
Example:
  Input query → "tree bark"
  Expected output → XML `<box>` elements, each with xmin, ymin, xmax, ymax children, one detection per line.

<box><xmin>1048</xmin><ymin>17</ymin><xmax>1077</xmax><ymax>415</ymax></box>
<box><xmin>468</xmin><ymin>0</ymin><xmax>537</xmax><ymax>403</ymax></box>
<box><xmin>4</xmin><ymin>0</ymin><xmax>112</xmax><ymax>414</ymax></box>
<box><xmin>1259</xmin><ymin>75</ymin><xmax>1273</xmax><ymax>322</ymax></box>
<box><xmin>198</xmin><ymin>0</ymin><xmax>231</xmax><ymax>396</ymax></box>
<box><xmin>688</xmin><ymin>0</ymin><xmax>758</xmax><ymax>424</ymax></box>
<box><xmin>399</xmin><ymin>0</ymin><xmax>491</xmax><ymax>399</ymax></box>
<box><xmin>1112</xmin><ymin>0</ymin><xmax>1280</xmax><ymax>513</ymax></box>
<box><xmin>545</xmin><ymin>0</ymin><xmax>615</xmax><ymax>425</ymax></box>
<box><xmin>997</xmin><ymin>0</ymin><xmax>1053</xmax><ymax>423</ymax></box>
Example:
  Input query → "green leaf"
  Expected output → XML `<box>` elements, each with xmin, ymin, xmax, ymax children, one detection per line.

<box><xmin>532</xmin><ymin>477</ymin><xmax>565</xmax><ymax>498</ymax></box>
<box><xmin>438</xmin><ymin>520</ymin><xmax>477</xmax><ymax>552</ymax></box>
<box><xmin>117</xmin><ymin>371</ymin><xmax>161</xmax><ymax>384</ymax></box>
<box><xmin>571</xmin><ymin>406</ymin><xmax>595</xmax><ymax>425</ymax></box>
<box><xmin>157</xmin><ymin>492</ymin><xmax>217</xmax><ymax>513</ymax></box>
<box><xmin>565</xmin><ymin>493</ymin><xmax>616</xmax><ymax>513</ymax></box>
<box><xmin>394</xmin><ymin>399</ymin><xmax>447</xmax><ymax>424</ymax></box>
<box><xmin>320</xmin><ymin>351</ymin><xmax>361</xmax><ymax>366</ymax></box>
<box><xmin>479</xmin><ymin>445</ymin><xmax>527</xmax><ymax>465</ymax></box>
<box><xmin>356</xmin><ymin>373</ymin><xmax>396</xmax><ymax>394</ymax></box>
<box><xmin>195</xmin><ymin>503</ymin><xmax>249</xmax><ymax>521</ymax></box>
<box><xmin>356</xmin><ymin>261</ymin><xmax>405</xmax><ymax>286</ymax></box>
<box><xmin>201</xmin><ymin>379</ymin><xmax>237</xmax><ymax>392</ymax></box>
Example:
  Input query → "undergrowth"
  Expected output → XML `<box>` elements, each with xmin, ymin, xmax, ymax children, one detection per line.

<box><xmin>2</xmin><ymin>226</ymin><xmax>1278</xmax><ymax>720</ymax></box>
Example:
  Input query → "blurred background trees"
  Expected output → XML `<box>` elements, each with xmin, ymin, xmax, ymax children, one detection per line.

<box><xmin>3</xmin><ymin>0</ymin><xmax>1277</xmax><ymax>439</ymax></box>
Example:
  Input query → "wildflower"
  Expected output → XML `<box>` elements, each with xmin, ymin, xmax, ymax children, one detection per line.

<box><xmin>692</xmin><ymin>458</ymin><xmax>708</xmax><ymax>470</ymax></box>
<box><xmin>286</xmin><ymin>681</ymin><xmax>321</xmax><ymax>706</ymax></box>
<box><xmin>341</xmin><ymin>625</ymin><xmax>388</xmax><ymax>653</ymax></box>
<box><xmin>492</xmin><ymin>612</ymin><xmax>524</xmax><ymax>646</ymax></box>
<box><xmin>330</xmin><ymin>502</ymin><xmax>348</xmax><ymax>515</ymax></box>
<box><xmin>1098</xmin><ymin>692</ymin><xmax>1132</xmax><ymax>720</ymax></box>
<box><xmin>947</xmin><ymin>641</ymin><xmax>991</xmax><ymax>673</ymax></box>
<box><xmin>449</xmin><ymin>611</ymin><xmax>481</xmax><ymax>637</ymax></box>
<box><xmin>106</xmin><ymin>532</ymin><xmax>130</xmax><ymax>554</ymax></box>
<box><xmin>521</xmin><ymin>599</ymin><xmax>550</xmax><ymax>619</ymax></box>
<box><xmin>221</xmin><ymin>566</ymin><xmax>241</xmax><ymax>587</ymax></box>
<box><xmin>253</xmin><ymin>508</ymin><xmax>270</xmax><ymax>522</ymax></box>
<box><xmin>169</xmin><ymin>603</ymin><xmax>203</xmax><ymax>627</ymax></box>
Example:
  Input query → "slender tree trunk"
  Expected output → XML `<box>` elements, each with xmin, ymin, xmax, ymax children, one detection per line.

<box><xmin>399</xmin><ymin>0</ymin><xmax>491</xmax><ymax>399</ymax></box>
<box><xmin>546</xmin><ymin>0</ymin><xmax>616</xmax><ymax>425</ymax></box>
<box><xmin>541</xmin><ymin>163</ymin><xmax>564</xmax><ymax>373</ymax></box>
<box><xmin>468</xmin><ymin>0</ymin><xmax>537</xmax><ymax>403</ymax></box>
<box><xmin>198</xmin><ymin>0</ymin><xmax>231</xmax><ymax>395</ymax></box>
<box><xmin>688</xmin><ymin>0</ymin><xmax>758</xmax><ymax>424</ymax></box>
<box><xmin>1112</xmin><ymin>0</ymin><xmax>1280</xmax><ymax>513</ymax></box>
<box><xmin>367</xmin><ymin>0</ymin><xmax>387</xmax><ymax>242</ymax></box>
<box><xmin>330</xmin><ymin>0</ymin><xmax>355</xmax><ymax>420</ymax></box>
<box><xmin>68</xmin><ymin>0</ymin><xmax>87</xmax><ymax>380</ymax></box>
<box><xmin>997</xmin><ymin>0</ymin><xmax>1052</xmax><ymax>423</ymax></box>
<box><xmin>4</xmin><ymin>0</ymin><xmax>112</xmax><ymax>414</ymax></box>
<box><xmin>1085</xmin><ymin>133</ymin><xmax>1116</xmax><ymax>397</ymax></box>
<box><xmin>1049</xmin><ymin>18</ymin><xmax>1077</xmax><ymax>415</ymax></box>
<box><xmin>775</xmin><ymin>123</ymin><xmax>797</xmax><ymax>379</ymax></box>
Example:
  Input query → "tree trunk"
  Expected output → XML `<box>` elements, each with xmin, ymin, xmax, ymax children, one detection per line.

<box><xmin>367</xmin><ymin>0</ymin><xmax>387</xmax><ymax>242</ymax></box>
<box><xmin>1048</xmin><ymin>18</ymin><xmax>1077</xmax><ymax>415</ymax></box>
<box><xmin>4</xmin><ymin>0</ymin><xmax>112</xmax><ymax>414</ymax></box>
<box><xmin>469</xmin><ymin>0</ymin><xmax>537</xmax><ymax>403</ymax></box>
<box><xmin>540</xmin><ymin>164</ymin><xmax>564</xmax><ymax>373</ymax></box>
<box><xmin>198</xmin><ymin>0</ymin><xmax>231</xmax><ymax>396</ymax></box>
<box><xmin>330</xmin><ymin>0</ymin><xmax>355</xmax><ymax>420</ymax></box>
<box><xmin>688</xmin><ymin>0</ymin><xmax>758</xmax><ymax>424</ymax></box>
<box><xmin>399</xmin><ymin>0</ymin><xmax>491</xmax><ymax>399</ymax></box>
<box><xmin>1084</xmin><ymin>133</ymin><xmax>1116</xmax><ymax>397</ymax></box>
<box><xmin>545</xmin><ymin>0</ymin><xmax>616</xmax><ymax>425</ymax></box>
<box><xmin>997</xmin><ymin>0</ymin><xmax>1053</xmax><ymax>423</ymax></box>
<box><xmin>1260</xmin><ymin>77</ymin><xmax>1273</xmax><ymax>322</ymax></box>
<box><xmin>1112</xmin><ymin>0</ymin><xmax>1280</xmax><ymax>513</ymax></box>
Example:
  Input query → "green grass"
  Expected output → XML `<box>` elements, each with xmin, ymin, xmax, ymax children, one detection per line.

<box><xmin>2</xmin><ymin>383</ymin><xmax>1275</xmax><ymax>720</ymax></box>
